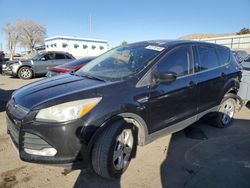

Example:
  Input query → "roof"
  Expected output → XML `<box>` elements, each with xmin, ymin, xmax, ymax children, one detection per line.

<box><xmin>131</xmin><ymin>39</ymin><xmax>227</xmax><ymax>49</ymax></box>
<box><xmin>45</xmin><ymin>36</ymin><xmax>108</xmax><ymax>44</ymax></box>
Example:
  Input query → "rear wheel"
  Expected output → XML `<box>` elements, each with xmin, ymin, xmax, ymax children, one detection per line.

<box><xmin>18</xmin><ymin>67</ymin><xmax>33</xmax><ymax>79</ymax></box>
<box><xmin>211</xmin><ymin>96</ymin><xmax>236</xmax><ymax>128</ymax></box>
<box><xmin>91</xmin><ymin>121</ymin><xmax>137</xmax><ymax>179</ymax></box>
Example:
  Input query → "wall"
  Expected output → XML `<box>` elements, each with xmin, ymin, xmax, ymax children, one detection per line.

<box><xmin>195</xmin><ymin>34</ymin><xmax>250</xmax><ymax>51</ymax></box>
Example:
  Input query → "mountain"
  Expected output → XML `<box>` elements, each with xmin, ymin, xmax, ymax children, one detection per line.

<box><xmin>178</xmin><ymin>33</ymin><xmax>235</xmax><ymax>40</ymax></box>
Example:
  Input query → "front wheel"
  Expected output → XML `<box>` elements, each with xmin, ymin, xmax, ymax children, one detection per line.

<box><xmin>211</xmin><ymin>96</ymin><xmax>236</xmax><ymax>128</ymax></box>
<box><xmin>18</xmin><ymin>67</ymin><xmax>33</xmax><ymax>79</ymax></box>
<box><xmin>91</xmin><ymin>121</ymin><xmax>137</xmax><ymax>179</ymax></box>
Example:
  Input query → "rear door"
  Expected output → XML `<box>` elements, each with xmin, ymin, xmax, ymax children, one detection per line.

<box><xmin>194</xmin><ymin>45</ymin><xmax>230</xmax><ymax>113</ymax></box>
<box><xmin>149</xmin><ymin>45</ymin><xmax>198</xmax><ymax>133</ymax></box>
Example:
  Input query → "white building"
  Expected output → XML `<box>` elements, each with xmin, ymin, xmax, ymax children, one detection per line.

<box><xmin>45</xmin><ymin>36</ymin><xmax>109</xmax><ymax>58</ymax></box>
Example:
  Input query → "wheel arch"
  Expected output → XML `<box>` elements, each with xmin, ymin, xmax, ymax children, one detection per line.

<box><xmin>86</xmin><ymin>113</ymin><xmax>149</xmax><ymax>156</ymax></box>
<box><xmin>17</xmin><ymin>65</ymin><xmax>34</xmax><ymax>77</ymax></box>
<box><xmin>219</xmin><ymin>78</ymin><xmax>240</xmax><ymax>102</ymax></box>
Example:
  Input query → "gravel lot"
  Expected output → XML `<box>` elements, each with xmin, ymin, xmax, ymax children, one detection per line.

<box><xmin>0</xmin><ymin>75</ymin><xmax>250</xmax><ymax>188</ymax></box>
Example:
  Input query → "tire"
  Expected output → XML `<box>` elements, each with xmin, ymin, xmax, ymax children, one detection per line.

<box><xmin>91</xmin><ymin>120</ymin><xmax>137</xmax><ymax>179</ymax></box>
<box><xmin>210</xmin><ymin>95</ymin><xmax>236</xmax><ymax>128</ymax></box>
<box><xmin>18</xmin><ymin>67</ymin><xmax>33</xmax><ymax>79</ymax></box>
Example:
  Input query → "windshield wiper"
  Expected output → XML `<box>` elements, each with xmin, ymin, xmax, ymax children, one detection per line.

<box><xmin>73</xmin><ymin>72</ymin><xmax>106</xmax><ymax>82</ymax></box>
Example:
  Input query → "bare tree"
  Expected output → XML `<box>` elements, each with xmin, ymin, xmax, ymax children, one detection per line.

<box><xmin>16</xmin><ymin>19</ymin><xmax>46</xmax><ymax>52</ymax></box>
<box><xmin>2</xmin><ymin>23</ymin><xmax>19</xmax><ymax>60</ymax></box>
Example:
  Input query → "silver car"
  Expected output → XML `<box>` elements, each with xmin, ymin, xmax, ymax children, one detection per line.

<box><xmin>2</xmin><ymin>51</ymin><xmax>75</xmax><ymax>79</ymax></box>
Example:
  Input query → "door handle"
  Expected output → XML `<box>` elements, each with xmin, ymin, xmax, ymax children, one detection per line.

<box><xmin>189</xmin><ymin>81</ymin><xmax>196</xmax><ymax>88</ymax></box>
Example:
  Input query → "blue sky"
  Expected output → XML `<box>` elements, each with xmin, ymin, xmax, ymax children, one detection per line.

<box><xmin>0</xmin><ymin>0</ymin><xmax>250</xmax><ymax>51</ymax></box>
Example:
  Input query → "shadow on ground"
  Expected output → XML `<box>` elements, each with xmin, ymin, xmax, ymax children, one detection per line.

<box><xmin>0</xmin><ymin>89</ymin><xmax>14</xmax><ymax>112</ymax></box>
<box><xmin>161</xmin><ymin>118</ymin><xmax>250</xmax><ymax>188</ymax></box>
<box><xmin>73</xmin><ymin>117</ymin><xmax>250</xmax><ymax>188</ymax></box>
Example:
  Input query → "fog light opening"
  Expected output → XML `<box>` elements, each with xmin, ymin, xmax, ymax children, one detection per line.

<box><xmin>24</xmin><ymin>148</ymin><xmax>57</xmax><ymax>156</ymax></box>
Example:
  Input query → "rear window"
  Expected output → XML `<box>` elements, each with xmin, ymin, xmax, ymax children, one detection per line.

<box><xmin>216</xmin><ymin>47</ymin><xmax>230</xmax><ymax>65</ymax></box>
<box><xmin>63</xmin><ymin>58</ymin><xmax>94</xmax><ymax>67</ymax></box>
<box><xmin>55</xmin><ymin>53</ymin><xmax>66</xmax><ymax>59</ymax></box>
<box><xmin>197</xmin><ymin>46</ymin><xmax>220</xmax><ymax>71</ymax></box>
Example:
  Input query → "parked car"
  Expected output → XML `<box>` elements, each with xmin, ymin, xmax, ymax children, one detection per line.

<box><xmin>232</xmin><ymin>50</ymin><xmax>249</xmax><ymax>63</ymax></box>
<box><xmin>2</xmin><ymin>51</ymin><xmax>75</xmax><ymax>79</ymax></box>
<box><xmin>46</xmin><ymin>57</ymin><xmax>95</xmax><ymax>77</ymax></box>
<box><xmin>6</xmin><ymin>40</ymin><xmax>242</xmax><ymax>179</ymax></box>
<box><xmin>0</xmin><ymin>51</ymin><xmax>5</xmax><ymax>74</ymax></box>
<box><xmin>238</xmin><ymin>54</ymin><xmax>250</xmax><ymax>102</ymax></box>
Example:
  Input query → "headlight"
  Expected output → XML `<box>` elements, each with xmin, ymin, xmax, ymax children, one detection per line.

<box><xmin>36</xmin><ymin>97</ymin><xmax>102</xmax><ymax>122</ymax></box>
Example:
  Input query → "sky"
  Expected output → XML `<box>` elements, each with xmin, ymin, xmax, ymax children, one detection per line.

<box><xmin>0</xmin><ymin>0</ymin><xmax>250</xmax><ymax>52</ymax></box>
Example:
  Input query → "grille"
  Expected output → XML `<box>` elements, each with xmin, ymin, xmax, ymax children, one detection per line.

<box><xmin>6</xmin><ymin>116</ymin><xmax>20</xmax><ymax>148</ymax></box>
<box><xmin>23</xmin><ymin>132</ymin><xmax>52</xmax><ymax>150</ymax></box>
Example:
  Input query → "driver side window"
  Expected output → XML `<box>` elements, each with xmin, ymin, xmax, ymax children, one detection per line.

<box><xmin>157</xmin><ymin>46</ymin><xmax>193</xmax><ymax>77</ymax></box>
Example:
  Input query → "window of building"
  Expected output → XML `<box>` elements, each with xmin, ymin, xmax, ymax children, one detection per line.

<box><xmin>197</xmin><ymin>46</ymin><xmax>220</xmax><ymax>71</ymax></box>
<box><xmin>157</xmin><ymin>46</ymin><xmax>193</xmax><ymax>77</ymax></box>
<box><xmin>46</xmin><ymin>45</ymin><xmax>49</xmax><ymax>48</ymax></box>
<box><xmin>92</xmin><ymin>45</ymin><xmax>96</xmax><ymax>50</ymax></box>
<box><xmin>83</xmin><ymin>45</ymin><xmax>88</xmax><ymax>49</ymax></box>
<box><xmin>54</xmin><ymin>43</ymin><xmax>57</xmax><ymax>47</ymax></box>
<box><xmin>100</xmin><ymin>46</ymin><xmax>104</xmax><ymax>50</ymax></box>
<box><xmin>74</xmin><ymin>44</ymin><xmax>79</xmax><ymax>48</ymax></box>
<box><xmin>62</xmin><ymin>43</ymin><xmax>68</xmax><ymax>48</ymax></box>
<box><xmin>50</xmin><ymin>44</ymin><xmax>53</xmax><ymax>47</ymax></box>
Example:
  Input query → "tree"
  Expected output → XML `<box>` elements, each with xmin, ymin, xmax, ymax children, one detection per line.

<box><xmin>16</xmin><ymin>19</ymin><xmax>46</xmax><ymax>52</ymax></box>
<box><xmin>237</xmin><ymin>28</ymin><xmax>250</xmax><ymax>35</ymax></box>
<box><xmin>121</xmin><ymin>41</ymin><xmax>128</xmax><ymax>46</ymax></box>
<box><xmin>2</xmin><ymin>23</ymin><xmax>19</xmax><ymax>60</ymax></box>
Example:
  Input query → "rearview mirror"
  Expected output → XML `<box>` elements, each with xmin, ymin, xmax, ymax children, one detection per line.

<box><xmin>154</xmin><ymin>71</ymin><xmax>177</xmax><ymax>83</ymax></box>
<box><xmin>41</xmin><ymin>57</ymin><xmax>46</xmax><ymax>61</ymax></box>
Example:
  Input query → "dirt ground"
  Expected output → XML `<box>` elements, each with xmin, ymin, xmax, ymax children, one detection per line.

<box><xmin>0</xmin><ymin>75</ymin><xmax>250</xmax><ymax>188</ymax></box>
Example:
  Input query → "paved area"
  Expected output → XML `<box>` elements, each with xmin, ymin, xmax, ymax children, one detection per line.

<box><xmin>0</xmin><ymin>75</ymin><xmax>250</xmax><ymax>188</ymax></box>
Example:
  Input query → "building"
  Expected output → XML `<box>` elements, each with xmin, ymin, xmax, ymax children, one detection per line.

<box><xmin>45</xmin><ymin>36</ymin><xmax>108</xmax><ymax>58</ymax></box>
<box><xmin>194</xmin><ymin>34</ymin><xmax>250</xmax><ymax>52</ymax></box>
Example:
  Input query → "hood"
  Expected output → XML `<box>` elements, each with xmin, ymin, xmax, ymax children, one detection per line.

<box><xmin>13</xmin><ymin>73</ymin><xmax>108</xmax><ymax>110</ymax></box>
<box><xmin>5</xmin><ymin>60</ymin><xmax>31</xmax><ymax>66</ymax></box>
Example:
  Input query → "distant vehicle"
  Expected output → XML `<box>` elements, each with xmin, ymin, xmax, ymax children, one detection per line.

<box><xmin>0</xmin><ymin>51</ymin><xmax>5</xmax><ymax>74</ymax></box>
<box><xmin>46</xmin><ymin>57</ymin><xmax>95</xmax><ymax>77</ymax></box>
<box><xmin>232</xmin><ymin>50</ymin><xmax>249</xmax><ymax>63</ymax></box>
<box><xmin>6</xmin><ymin>40</ymin><xmax>242</xmax><ymax>179</ymax></box>
<box><xmin>2</xmin><ymin>51</ymin><xmax>75</xmax><ymax>79</ymax></box>
<box><xmin>238</xmin><ymin>55</ymin><xmax>250</xmax><ymax>102</ymax></box>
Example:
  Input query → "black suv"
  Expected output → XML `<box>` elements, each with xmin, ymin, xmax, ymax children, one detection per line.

<box><xmin>6</xmin><ymin>40</ymin><xmax>241</xmax><ymax>179</ymax></box>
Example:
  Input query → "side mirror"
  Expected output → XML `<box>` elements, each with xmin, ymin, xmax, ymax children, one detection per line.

<box><xmin>154</xmin><ymin>71</ymin><xmax>177</xmax><ymax>83</ymax></box>
<box><xmin>41</xmin><ymin>57</ymin><xmax>46</xmax><ymax>61</ymax></box>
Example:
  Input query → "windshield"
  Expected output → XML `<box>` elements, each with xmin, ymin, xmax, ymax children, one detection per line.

<box><xmin>31</xmin><ymin>53</ymin><xmax>44</xmax><ymax>61</ymax></box>
<box><xmin>63</xmin><ymin>57</ymin><xmax>95</xmax><ymax>67</ymax></box>
<box><xmin>75</xmin><ymin>44</ymin><xmax>164</xmax><ymax>81</ymax></box>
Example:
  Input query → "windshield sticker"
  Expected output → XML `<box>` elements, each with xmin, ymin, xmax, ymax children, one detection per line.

<box><xmin>145</xmin><ymin>45</ymin><xmax>165</xmax><ymax>52</ymax></box>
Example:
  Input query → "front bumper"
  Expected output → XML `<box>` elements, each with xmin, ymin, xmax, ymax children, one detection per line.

<box><xmin>6</xmin><ymin>109</ymin><xmax>90</xmax><ymax>168</ymax></box>
<box><xmin>2</xmin><ymin>67</ymin><xmax>17</xmax><ymax>76</ymax></box>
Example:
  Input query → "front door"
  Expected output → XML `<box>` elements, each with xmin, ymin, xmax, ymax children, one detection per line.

<box><xmin>34</xmin><ymin>52</ymin><xmax>55</xmax><ymax>74</ymax></box>
<box><xmin>149</xmin><ymin>45</ymin><xmax>198</xmax><ymax>133</ymax></box>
